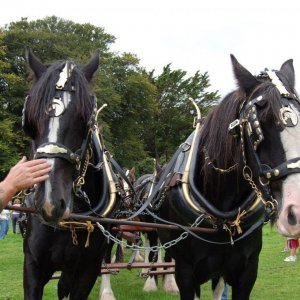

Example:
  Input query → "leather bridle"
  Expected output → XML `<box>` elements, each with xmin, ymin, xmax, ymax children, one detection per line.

<box><xmin>22</xmin><ymin>61</ymin><xmax>98</xmax><ymax>197</ymax></box>
<box><xmin>229</xmin><ymin>70</ymin><xmax>300</xmax><ymax>214</ymax></box>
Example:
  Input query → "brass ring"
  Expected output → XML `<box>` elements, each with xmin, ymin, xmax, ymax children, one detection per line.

<box><xmin>243</xmin><ymin>165</ymin><xmax>252</xmax><ymax>179</ymax></box>
<box><xmin>259</xmin><ymin>176</ymin><xmax>269</xmax><ymax>186</ymax></box>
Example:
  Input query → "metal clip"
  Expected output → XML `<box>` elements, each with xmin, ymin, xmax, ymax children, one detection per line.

<box><xmin>228</xmin><ymin>119</ymin><xmax>240</xmax><ymax>137</ymax></box>
<box><xmin>223</xmin><ymin>224</ymin><xmax>234</xmax><ymax>245</ymax></box>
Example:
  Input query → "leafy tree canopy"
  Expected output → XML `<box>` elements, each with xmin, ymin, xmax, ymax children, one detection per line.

<box><xmin>0</xmin><ymin>16</ymin><xmax>219</xmax><ymax>178</ymax></box>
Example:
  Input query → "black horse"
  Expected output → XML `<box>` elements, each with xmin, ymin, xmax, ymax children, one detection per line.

<box><xmin>155</xmin><ymin>56</ymin><xmax>300</xmax><ymax>299</ymax></box>
<box><xmin>22</xmin><ymin>49</ymin><xmax>121</xmax><ymax>300</ymax></box>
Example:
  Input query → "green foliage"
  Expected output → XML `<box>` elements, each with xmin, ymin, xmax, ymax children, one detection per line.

<box><xmin>0</xmin><ymin>119</ymin><xmax>19</xmax><ymax>178</ymax></box>
<box><xmin>135</xmin><ymin>157</ymin><xmax>158</xmax><ymax>178</ymax></box>
<box><xmin>0</xmin><ymin>16</ymin><xmax>220</xmax><ymax>176</ymax></box>
<box><xmin>148</xmin><ymin>65</ymin><xmax>219</xmax><ymax>162</ymax></box>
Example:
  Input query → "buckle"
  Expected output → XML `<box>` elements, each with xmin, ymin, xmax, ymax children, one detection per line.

<box><xmin>228</xmin><ymin>119</ymin><xmax>240</xmax><ymax>137</ymax></box>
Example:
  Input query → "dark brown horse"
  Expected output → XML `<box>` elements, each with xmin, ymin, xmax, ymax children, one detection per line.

<box><xmin>155</xmin><ymin>56</ymin><xmax>300</xmax><ymax>299</ymax></box>
<box><xmin>22</xmin><ymin>49</ymin><xmax>121</xmax><ymax>300</ymax></box>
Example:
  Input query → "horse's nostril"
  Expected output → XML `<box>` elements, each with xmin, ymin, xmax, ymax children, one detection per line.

<box><xmin>60</xmin><ymin>199</ymin><xmax>66</xmax><ymax>210</ymax></box>
<box><xmin>287</xmin><ymin>206</ymin><xmax>297</xmax><ymax>226</ymax></box>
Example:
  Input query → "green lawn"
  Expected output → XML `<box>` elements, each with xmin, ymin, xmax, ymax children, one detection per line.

<box><xmin>0</xmin><ymin>223</ymin><xmax>299</xmax><ymax>299</ymax></box>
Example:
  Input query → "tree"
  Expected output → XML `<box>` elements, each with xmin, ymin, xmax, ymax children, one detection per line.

<box><xmin>146</xmin><ymin>64</ymin><xmax>219</xmax><ymax>162</ymax></box>
<box><xmin>0</xmin><ymin>30</ymin><xmax>28</xmax><ymax>178</ymax></box>
<box><xmin>0</xmin><ymin>16</ymin><xmax>220</xmax><ymax>177</ymax></box>
<box><xmin>0</xmin><ymin>17</ymin><xmax>123</xmax><ymax>172</ymax></box>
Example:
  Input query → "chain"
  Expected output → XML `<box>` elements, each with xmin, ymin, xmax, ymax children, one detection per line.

<box><xmin>73</xmin><ymin>147</ymin><xmax>91</xmax><ymax>192</ymax></box>
<box><xmin>204</xmin><ymin>147</ymin><xmax>238</xmax><ymax>174</ymax></box>
<box><xmin>242</xmin><ymin>166</ymin><xmax>265</xmax><ymax>202</ymax></box>
<box><xmin>243</xmin><ymin>167</ymin><xmax>278</xmax><ymax>219</ymax></box>
<box><xmin>239</xmin><ymin>121</ymin><xmax>266</xmax><ymax>206</ymax></box>
<box><xmin>240</xmin><ymin>122</ymin><xmax>247</xmax><ymax>166</ymax></box>
<box><xmin>70</xmin><ymin>226</ymin><xmax>79</xmax><ymax>245</ymax></box>
<box><xmin>141</xmin><ymin>251</ymin><xmax>158</xmax><ymax>278</ymax></box>
<box><xmin>240</xmin><ymin>121</ymin><xmax>280</xmax><ymax>221</ymax></box>
<box><xmin>96</xmin><ymin>214</ymin><xmax>205</xmax><ymax>253</ymax></box>
<box><xmin>152</xmin><ymin>189</ymin><xmax>166</xmax><ymax>211</ymax></box>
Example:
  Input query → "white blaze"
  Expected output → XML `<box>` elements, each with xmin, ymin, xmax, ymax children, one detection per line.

<box><xmin>43</xmin><ymin>92</ymin><xmax>71</xmax><ymax>214</ymax></box>
<box><xmin>278</xmin><ymin>104</ymin><xmax>300</xmax><ymax>235</ymax></box>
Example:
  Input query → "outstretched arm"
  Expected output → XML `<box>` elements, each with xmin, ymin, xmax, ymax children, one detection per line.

<box><xmin>0</xmin><ymin>157</ymin><xmax>52</xmax><ymax>212</ymax></box>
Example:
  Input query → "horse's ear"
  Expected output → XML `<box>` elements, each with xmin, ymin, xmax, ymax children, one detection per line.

<box><xmin>231</xmin><ymin>54</ymin><xmax>259</xmax><ymax>95</ymax></box>
<box><xmin>155</xmin><ymin>160</ymin><xmax>162</xmax><ymax>173</ymax></box>
<box><xmin>26</xmin><ymin>48</ymin><xmax>47</xmax><ymax>79</ymax></box>
<box><xmin>279</xmin><ymin>59</ymin><xmax>295</xmax><ymax>88</ymax></box>
<box><xmin>82</xmin><ymin>49</ymin><xmax>100</xmax><ymax>82</ymax></box>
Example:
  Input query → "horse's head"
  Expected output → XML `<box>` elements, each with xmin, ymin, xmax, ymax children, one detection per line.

<box><xmin>231</xmin><ymin>55</ymin><xmax>300</xmax><ymax>238</ymax></box>
<box><xmin>23</xmin><ymin>49</ymin><xmax>99</xmax><ymax>223</ymax></box>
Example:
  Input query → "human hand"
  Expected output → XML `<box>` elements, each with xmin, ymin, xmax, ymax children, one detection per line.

<box><xmin>3</xmin><ymin>156</ymin><xmax>52</xmax><ymax>194</ymax></box>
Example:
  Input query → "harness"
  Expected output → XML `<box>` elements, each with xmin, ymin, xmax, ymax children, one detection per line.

<box><xmin>156</xmin><ymin>130</ymin><xmax>266</xmax><ymax>244</ymax></box>
<box><xmin>22</xmin><ymin>61</ymin><xmax>121</xmax><ymax>219</ymax></box>
<box><xmin>137</xmin><ymin>72</ymin><xmax>300</xmax><ymax>244</ymax></box>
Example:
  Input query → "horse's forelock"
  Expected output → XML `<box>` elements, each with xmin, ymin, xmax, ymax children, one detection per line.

<box><xmin>251</xmin><ymin>80</ymin><xmax>287</xmax><ymax>127</ymax></box>
<box><xmin>70</xmin><ymin>67</ymin><xmax>95</xmax><ymax>122</ymax></box>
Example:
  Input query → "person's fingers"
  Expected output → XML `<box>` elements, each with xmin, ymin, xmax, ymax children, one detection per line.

<box><xmin>31</xmin><ymin>166</ymin><xmax>52</xmax><ymax>177</ymax></box>
<box><xmin>24</xmin><ymin>159</ymin><xmax>49</xmax><ymax>168</ymax></box>
<box><xmin>32</xmin><ymin>174</ymin><xmax>50</xmax><ymax>184</ymax></box>
<box><xmin>28</xmin><ymin>162</ymin><xmax>52</xmax><ymax>173</ymax></box>
<box><xmin>15</xmin><ymin>156</ymin><xmax>27</xmax><ymax>166</ymax></box>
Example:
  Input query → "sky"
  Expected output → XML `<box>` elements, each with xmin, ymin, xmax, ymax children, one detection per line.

<box><xmin>1</xmin><ymin>0</ymin><xmax>300</xmax><ymax>97</ymax></box>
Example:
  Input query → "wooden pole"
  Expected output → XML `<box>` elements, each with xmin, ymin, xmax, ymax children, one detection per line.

<box><xmin>5</xmin><ymin>205</ymin><xmax>217</xmax><ymax>234</ymax></box>
<box><xmin>69</xmin><ymin>213</ymin><xmax>217</xmax><ymax>233</ymax></box>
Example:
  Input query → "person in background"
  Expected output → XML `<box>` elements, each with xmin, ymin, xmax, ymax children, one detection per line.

<box><xmin>11</xmin><ymin>199</ymin><xmax>21</xmax><ymax>233</ymax></box>
<box><xmin>284</xmin><ymin>237</ymin><xmax>299</xmax><ymax>262</ymax></box>
<box><xmin>221</xmin><ymin>283</ymin><xmax>228</xmax><ymax>300</ymax></box>
<box><xmin>0</xmin><ymin>157</ymin><xmax>51</xmax><ymax>213</ymax></box>
<box><xmin>0</xmin><ymin>208</ymin><xmax>10</xmax><ymax>240</ymax></box>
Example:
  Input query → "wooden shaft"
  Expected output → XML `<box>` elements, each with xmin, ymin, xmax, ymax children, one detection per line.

<box><xmin>69</xmin><ymin>213</ymin><xmax>217</xmax><ymax>233</ymax></box>
<box><xmin>5</xmin><ymin>205</ymin><xmax>217</xmax><ymax>234</ymax></box>
<box><xmin>103</xmin><ymin>262</ymin><xmax>175</xmax><ymax>269</ymax></box>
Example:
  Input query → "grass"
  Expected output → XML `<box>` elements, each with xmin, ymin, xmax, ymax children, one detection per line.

<box><xmin>0</xmin><ymin>223</ymin><xmax>299</xmax><ymax>299</ymax></box>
